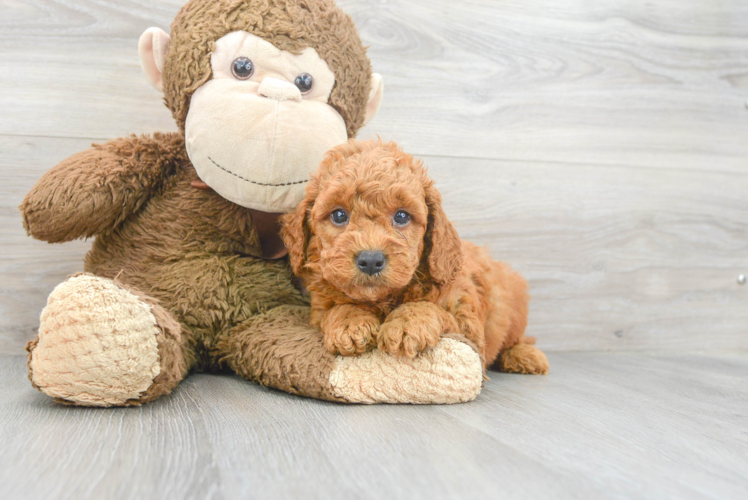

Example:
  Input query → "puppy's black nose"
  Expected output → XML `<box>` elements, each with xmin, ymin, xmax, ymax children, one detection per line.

<box><xmin>356</xmin><ymin>251</ymin><xmax>386</xmax><ymax>276</ymax></box>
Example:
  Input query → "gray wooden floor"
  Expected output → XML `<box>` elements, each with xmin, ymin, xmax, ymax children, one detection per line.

<box><xmin>2</xmin><ymin>352</ymin><xmax>747</xmax><ymax>500</ymax></box>
<box><xmin>2</xmin><ymin>1</ymin><xmax>748</xmax><ymax>499</ymax></box>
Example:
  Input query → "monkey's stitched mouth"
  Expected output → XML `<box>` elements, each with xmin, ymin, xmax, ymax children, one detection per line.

<box><xmin>208</xmin><ymin>157</ymin><xmax>309</xmax><ymax>187</ymax></box>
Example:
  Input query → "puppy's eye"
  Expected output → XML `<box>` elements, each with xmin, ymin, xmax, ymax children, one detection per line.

<box><xmin>294</xmin><ymin>73</ymin><xmax>314</xmax><ymax>94</ymax></box>
<box><xmin>393</xmin><ymin>210</ymin><xmax>411</xmax><ymax>226</ymax></box>
<box><xmin>330</xmin><ymin>209</ymin><xmax>349</xmax><ymax>226</ymax></box>
<box><xmin>231</xmin><ymin>57</ymin><xmax>254</xmax><ymax>80</ymax></box>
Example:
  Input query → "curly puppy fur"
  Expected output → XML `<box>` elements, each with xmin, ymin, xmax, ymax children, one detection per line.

<box><xmin>281</xmin><ymin>140</ymin><xmax>549</xmax><ymax>374</ymax></box>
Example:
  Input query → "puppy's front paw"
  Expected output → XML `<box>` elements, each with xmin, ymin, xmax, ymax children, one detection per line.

<box><xmin>378</xmin><ymin>313</ymin><xmax>442</xmax><ymax>358</ymax></box>
<box><xmin>322</xmin><ymin>314</ymin><xmax>379</xmax><ymax>356</ymax></box>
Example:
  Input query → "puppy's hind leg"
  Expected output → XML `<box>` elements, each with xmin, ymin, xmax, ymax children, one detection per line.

<box><xmin>496</xmin><ymin>342</ymin><xmax>549</xmax><ymax>375</ymax></box>
<box><xmin>489</xmin><ymin>263</ymin><xmax>549</xmax><ymax>375</ymax></box>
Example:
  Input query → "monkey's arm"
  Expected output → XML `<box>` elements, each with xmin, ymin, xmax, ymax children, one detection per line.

<box><xmin>20</xmin><ymin>133</ymin><xmax>186</xmax><ymax>243</ymax></box>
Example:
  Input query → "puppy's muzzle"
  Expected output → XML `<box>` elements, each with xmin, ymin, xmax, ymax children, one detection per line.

<box><xmin>356</xmin><ymin>250</ymin><xmax>386</xmax><ymax>276</ymax></box>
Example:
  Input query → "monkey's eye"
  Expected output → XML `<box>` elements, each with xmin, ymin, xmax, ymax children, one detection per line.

<box><xmin>294</xmin><ymin>73</ymin><xmax>314</xmax><ymax>94</ymax></box>
<box><xmin>231</xmin><ymin>57</ymin><xmax>254</xmax><ymax>80</ymax></box>
<box><xmin>393</xmin><ymin>210</ymin><xmax>411</xmax><ymax>226</ymax></box>
<box><xmin>330</xmin><ymin>209</ymin><xmax>349</xmax><ymax>226</ymax></box>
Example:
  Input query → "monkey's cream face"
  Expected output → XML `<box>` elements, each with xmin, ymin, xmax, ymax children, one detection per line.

<box><xmin>185</xmin><ymin>31</ymin><xmax>348</xmax><ymax>213</ymax></box>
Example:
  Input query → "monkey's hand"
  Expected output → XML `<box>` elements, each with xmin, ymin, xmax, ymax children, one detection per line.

<box><xmin>378</xmin><ymin>302</ymin><xmax>458</xmax><ymax>358</ymax></box>
<box><xmin>20</xmin><ymin>132</ymin><xmax>186</xmax><ymax>243</ymax></box>
<box><xmin>320</xmin><ymin>304</ymin><xmax>379</xmax><ymax>356</ymax></box>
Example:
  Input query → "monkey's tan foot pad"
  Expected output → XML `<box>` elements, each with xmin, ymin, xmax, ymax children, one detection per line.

<box><xmin>329</xmin><ymin>338</ymin><xmax>483</xmax><ymax>404</ymax></box>
<box><xmin>27</xmin><ymin>274</ymin><xmax>163</xmax><ymax>407</ymax></box>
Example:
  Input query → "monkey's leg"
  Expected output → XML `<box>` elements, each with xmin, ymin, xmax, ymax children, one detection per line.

<box><xmin>26</xmin><ymin>274</ymin><xmax>191</xmax><ymax>406</ymax></box>
<box><xmin>216</xmin><ymin>305</ymin><xmax>484</xmax><ymax>404</ymax></box>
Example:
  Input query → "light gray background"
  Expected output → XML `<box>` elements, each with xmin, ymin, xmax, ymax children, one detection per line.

<box><xmin>0</xmin><ymin>1</ymin><xmax>746</xmax><ymax>499</ymax></box>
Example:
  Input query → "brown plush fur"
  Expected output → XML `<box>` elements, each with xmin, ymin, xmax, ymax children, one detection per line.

<box><xmin>121</xmin><ymin>283</ymin><xmax>190</xmax><ymax>405</ymax></box>
<box><xmin>22</xmin><ymin>1</ymin><xmax>493</xmax><ymax>406</ymax></box>
<box><xmin>281</xmin><ymin>140</ymin><xmax>549</xmax><ymax>374</ymax></box>
<box><xmin>165</xmin><ymin>0</ymin><xmax>372</xmax><ymax>137</ymax></box>
<box><xmin>216</xmin><ymin>305</ymin><xmax>345</xmax><ymax>402</ymax></box>
<box><xmin>20</xmin><ymin>133</ymin><xmax>186</xmax><ymax>243</ymax></box>
<box><xmin>21</xmin><ymin>0</ymin><xmax>378</xmax><ymax>405</ymax></box>
<box><xmin>22</xmin><ymin>133</ymin><xmax>309</xmax><ymax>378</ymax></box>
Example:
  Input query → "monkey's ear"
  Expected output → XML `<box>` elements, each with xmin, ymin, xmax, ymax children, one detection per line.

<box><xmin>362</xmin><ymin>73</ymin><xmax>384</xmax><ymax>127</ymax></box>
<box><xmin>139</xmin><ymin>27</ymin><xmax>171</xmax><ymax>92</ymax></box>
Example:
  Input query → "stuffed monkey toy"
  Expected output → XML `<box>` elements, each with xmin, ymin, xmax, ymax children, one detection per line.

<box><xmin>20</xmin><ymin>0</ymin><xmax>483</xmax><ymax>407</ymax></box>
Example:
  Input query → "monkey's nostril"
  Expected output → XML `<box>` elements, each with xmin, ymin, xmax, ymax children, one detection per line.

<box><xmin>257</xmin><ymin>77</ymin><xmax>302</xmax><ymax>102</ymax></box>
<box><xmin>356</xmin><ymin>251</ymin><xmax>387</xmax><ymax>276</ymax></box>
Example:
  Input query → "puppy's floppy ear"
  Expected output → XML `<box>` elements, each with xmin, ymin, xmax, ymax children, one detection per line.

<box><xmin>280</xmin><ymin>194</ymin><xmax>313</xmax><ymax>276</ymax></box>
<box><xmin>282</xmin><ymin>140</ymin><xmax>369</xmax><ymax>275</ymax></box>
<box><xmin>423</xmin><ymin>181</ymin><xmax>463</xmax><ymax>285</ymax></box>
<box><xmin>281</xmin><ymin>150</ymin><xmax>332</xmax><ymax>275</ymax></box>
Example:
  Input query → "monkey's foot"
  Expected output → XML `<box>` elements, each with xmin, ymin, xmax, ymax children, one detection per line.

<box><xmin>330</xmin><ymin>337</ymin><xmax>483</xmax><ymax>404</ymax></box>
<box><xmin>221</xmin><ymin>306</ymin><xmax>484</xmax><ymax>404</ymax></box>
<box><xmin>27</xmin><ymin>274</ymin><xmax>186</xmax><ymax>406</ymax></box>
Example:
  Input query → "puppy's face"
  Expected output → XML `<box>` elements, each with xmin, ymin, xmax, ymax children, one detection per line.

<box><xmin>282</xmin><ymin>140</ymin><xmax>463</xmax><ymax>303</ymax></box>
<box><xmin>307</xmin><ymin>146</ymin><xmax>429</xmax><ymax>302</ymax></box>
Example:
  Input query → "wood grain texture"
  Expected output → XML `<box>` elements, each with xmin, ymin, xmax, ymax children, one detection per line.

<box><xmin>1</xmin><ymin>352</ymin><xmax>747</xmax><ymax>499</ymax></box>
<box><xmin>2</xmin><ymin>0</ymin><xmax>747</xmax><ymax>170</ymax></box>
<box><xmin>2</xmin><ymin>135</ymin><xmax>746</xmax><ymax>353</ymax></box>
<box><xmin>425</xmin><ymin>155</ymin><xmax>748</xmax><ymax>351</ymax></box>
<box><xmin>348</xmin><ymin>0</ymin><xmax>748</xmax><ymax>171</ymax></box>
<box><xmin>1</xmin><ymin>0</ymin><xmax>747</xmax><ymax>354</ymax></box>
<box><xmin>0</xmin><ymin>136</ymin><xmax>92</xmax><ymax>354</ymax></box>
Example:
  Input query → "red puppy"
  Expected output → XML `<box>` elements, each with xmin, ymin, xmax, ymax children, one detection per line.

<box><xmin>281</xmin><ymin>140</ymin><xmax>548</xmax><ymax>374</ymax></box>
